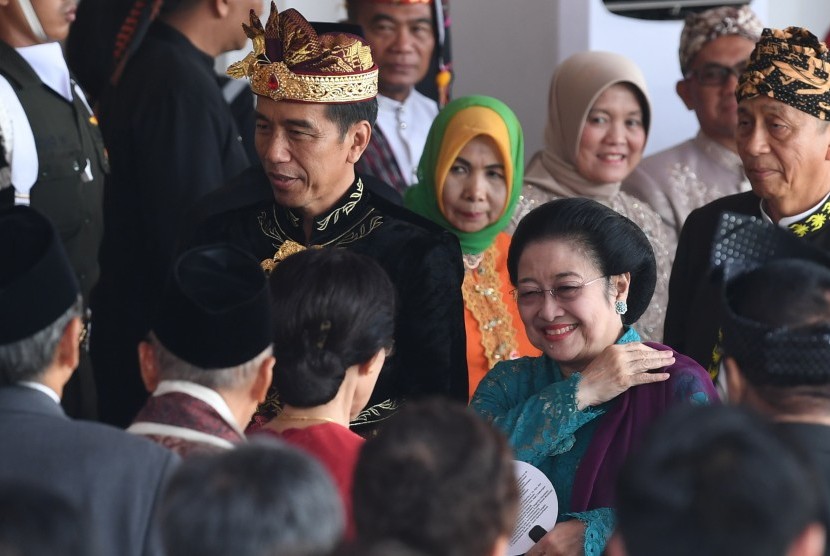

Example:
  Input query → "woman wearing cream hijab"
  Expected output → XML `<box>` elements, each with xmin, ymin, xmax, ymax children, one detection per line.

<box><xmin>512</xmin><ymin>51</ymin><xmax>674</xmax><ymax>342</ymax></box>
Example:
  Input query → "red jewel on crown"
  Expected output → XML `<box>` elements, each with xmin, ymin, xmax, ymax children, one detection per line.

<box><xmin>268</xmin><ymin>74</ymin><xmax>279</xmax><ymax>90</ymax></box>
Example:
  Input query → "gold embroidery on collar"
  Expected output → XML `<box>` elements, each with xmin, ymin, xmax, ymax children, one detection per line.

<box><xmin>350</xmin><ymin>398</ymin><xmax>400</xmax><ymax>426</ymax></box>
<box><xmin>788</xmin><ymin>200</ymin><xmax>830</xmax><ymax>237</ymax></box>
<box><xmin>259</xmin><ymin>209</ymin><xmax>287</xmax><ymax>244</ymax></box>
<box><xmin>334</xmin><ymin>214</ymin><xmax>383</xmax><ymax>247</ymax></box>
<box><xmin>316</xmin><ymin>178</ymin><xmax>364</xmax><ymax>232</ymax></box>
<box><xmin>462</xmin><ymin>244</ymin><xmax>519</xmax><ymax>369</ymax></box>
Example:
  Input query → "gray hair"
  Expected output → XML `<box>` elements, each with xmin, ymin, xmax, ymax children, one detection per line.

<box><xmin>148</xmin><ymin>332</ymin><xmax>272</xmax><ymax>391</ymax></box>
<box><xmin>0</xmin><ymin>297</ymin><xmax>83</xmax><ymax>385</ymax></box>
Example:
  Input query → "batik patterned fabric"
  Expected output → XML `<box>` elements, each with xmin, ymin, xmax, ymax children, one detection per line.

<box><xmin>736</xmin><ymin>27</ymin><xmax>830</xmax><ymax>120</ymax></box>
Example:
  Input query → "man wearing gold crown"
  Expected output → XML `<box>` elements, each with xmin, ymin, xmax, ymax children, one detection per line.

<box><xmin>183</xmin><ymin>4</ymin><xmax>468</xmax><ymax>433</ymax></box>
<box><xmin>348</xmin><ymin>0</ymin><xmax>444</xmax><ymax>195</ymax></box>
<box><xmin>665</xmin><ymin>27</ymin><xmax>830</xmax><ymax>390</ymax></box>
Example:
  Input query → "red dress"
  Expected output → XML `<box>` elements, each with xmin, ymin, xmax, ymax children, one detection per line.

<box><xmin>254</xmin><ymin>423</ymin><xmax>363</xmax><ymax>540</ymax></box>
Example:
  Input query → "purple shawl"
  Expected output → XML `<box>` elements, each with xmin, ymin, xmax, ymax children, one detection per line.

<box><xmin>570</xmin><ymin>342</ymin><xmax>718</xmax><ymax>511</ymax></box>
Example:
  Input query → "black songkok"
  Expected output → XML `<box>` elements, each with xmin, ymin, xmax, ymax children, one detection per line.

<box><xmin>712</xmin><ymin>212</ymin><xmax>830</xmax><ymax>386</ymax></box>
<box><xmin>0</xmin><ymin>206</ymin><xmax>79</xmax><ymax>344</ymax></box>
<box><xmin>153</xmin><ymin>244</ymin><xmax>272</xmax><ymax>369</ymax></box>
<box><xmin>736</xmin><ymin>26</ymin><xmax>830</xmax><ymax>120</ymax></box>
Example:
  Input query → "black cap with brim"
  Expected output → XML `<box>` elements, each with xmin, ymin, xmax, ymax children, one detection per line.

<box><xmin>153</xmin><ymin>244</ymin><xmax>272</xmax><ymax>369</ymax></box>
<box><xmin>0</xmin><ymin>206</ymin><xmax>79</xmax><ymax>344</ymax></box>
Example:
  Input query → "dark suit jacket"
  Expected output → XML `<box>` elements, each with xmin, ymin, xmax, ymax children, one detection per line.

<box><xmin>665</xmin><ymin>191</ymin><xmax>830</xmax><ymax>368</ymax></box>
<box><xmin>0</xmin><ymin>386</ymin><xmax>179</xmax><ymax>556</ymax></box>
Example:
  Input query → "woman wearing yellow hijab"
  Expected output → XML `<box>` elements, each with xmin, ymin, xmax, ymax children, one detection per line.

<box><xmin>405</xmin><ymin>95</ymin><xmax>539</xmax><ymax>399</ymax></box>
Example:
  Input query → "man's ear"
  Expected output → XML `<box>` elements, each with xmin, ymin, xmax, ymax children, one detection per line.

<box><xmin>345</xmin><ymin>120</ymin><xmax>372</xmax><ymax>164</ymax></box>
<box><xmin>137</xmin><ymin>341</ymin><xmax>160</xmax><ymax>393</ymax></box>
<box><xmin>251</xmin><ymin>356</ymin><xmax>275</xmax><ymax>403</ymax></box>
<box><xmin>54</xmin><ymin>317</ymin><xmax>82</xmax><ymax>372</ymax></box>
<box><xmin>213</xmin><ymin>0</ymin><xmax>230</xmax><ymax>18</ymax></box>
<box><xmin>676</xmin><ymin>79</ymin><xmax>694</xmax><ymax>110</ymax></box>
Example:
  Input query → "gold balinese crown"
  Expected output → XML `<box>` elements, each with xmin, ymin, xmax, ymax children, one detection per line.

<box><xmin>227</xmin><ymin>3</ymin><xmax>378</xmax><ymax>104</ymax></box>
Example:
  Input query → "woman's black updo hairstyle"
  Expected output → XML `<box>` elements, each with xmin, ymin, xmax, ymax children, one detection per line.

<box><xmin>269</xmin><ymin>247</ymin><xmax>396</xmax><ymax>407</ymax></box>
<box><xmin>507</xmin><ymin>198</ymin><xmax>656</xmax><ymax>325</ymax></box>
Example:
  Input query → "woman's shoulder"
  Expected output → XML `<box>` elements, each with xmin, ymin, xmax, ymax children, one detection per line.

<box><xmin>643</xmin><ymin>341</ymin><xmax>718</xmax><ymax>402</ymax></box>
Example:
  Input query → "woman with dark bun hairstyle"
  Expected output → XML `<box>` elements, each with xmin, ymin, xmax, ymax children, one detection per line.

<box><xmin>471</xmin><ymin>198</ymin><xmax>716</xmax><ymax>556</ymax></box>
<box><xmin>253</xmin><ymin>247</ymin><xmax>396</xmax><ymax>540</ymax></box>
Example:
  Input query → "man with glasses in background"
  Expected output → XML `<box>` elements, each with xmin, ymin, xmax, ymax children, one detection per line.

<box><xmin>623</xmin><ymin>6</ymin><xmax>762</xmax><ymax>240</ymax></box>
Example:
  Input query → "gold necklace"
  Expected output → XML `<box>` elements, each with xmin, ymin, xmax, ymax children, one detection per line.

<box><xmin>278</xmin><ymin>415</ymin><xmax>338</xmax><ymax>424</ymax></box>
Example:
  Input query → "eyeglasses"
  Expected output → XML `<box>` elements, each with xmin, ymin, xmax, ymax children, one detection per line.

<box><xmin>511</xmin><ymin>276</ymin><xmax>606</xmax><ymax>306</ymax></box>
<box><xmin>685</xmin><ymin>62</ymin><xmax>748</xmax><ymax>87</ymax></box>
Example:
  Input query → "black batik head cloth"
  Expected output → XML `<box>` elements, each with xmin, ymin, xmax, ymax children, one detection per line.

<box><xmin>711</xmin><ymin>212</ymin><xmax>830</xmax><ymax>386</ymax></box>
<box><xmin>736</xmin><ymin>27</ymin><xmax>830</xmax><ymax>120</ymax></box>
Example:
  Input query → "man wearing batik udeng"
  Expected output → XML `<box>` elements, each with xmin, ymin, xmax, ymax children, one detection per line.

<box><xmin>183</xmin><ymin>4</ymin><xmax>468</xmax><ymax>433</ymax></box>
<box><xmin>623</xmin><ymin>5</ymin><xmax>762</xmax><ymax>239</ymax></box>
<box><xmin>665</xmin><ymin>27</ymin><xmax>830</xmax><ymax>382</ymax></box>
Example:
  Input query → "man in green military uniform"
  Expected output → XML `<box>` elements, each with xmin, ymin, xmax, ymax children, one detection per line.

<box><xmin>0</xmin><ymin>0</ymin><xmax>106</xmax><ymax>419</ymax></box>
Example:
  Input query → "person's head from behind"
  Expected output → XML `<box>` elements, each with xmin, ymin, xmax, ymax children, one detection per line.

<box><xmin>353</xmin><ymin>399</ymin><xmax>518</xmax><ymax>556</ymax></box>
<box><xmin>138</xmin><ymin>243</ymin><xmax>275</xmax><ymax>427</ymax></box>
<box><xmin>676</xmin><ymin>5</ymin><xmax>761</xmax><ymax>149</ymax></box>
<box><xmin>269</xmin><ymin>247</ymin><xmax>395</xmax><ymax>418</ymax></box>
<box><xmin>405</xmin><ymin>95</ymin><xmax>523</xmax><ymax>251</ymax></box>
<box><xmin>735</xmin><ymin>27</ymin><xmax>830</xmax><ymax>222</ymax></box>
<box><xmin>611</xmin><ymin>404</ymin><xmax>826</xmax><ymax>556</ymax></box>
<box><xmin>160</xmin><ymin>440</ymin><xmax>345</xmax><ymax>556</ymax></box>
<box><xmin>159</xmin><ymin>0</ymin><xmax>263</xmax><ymax>54</ymax></box>
<box><xmin>722</xmin><ymin>258</ymin><xmax>830</xmax><ymax>419</ymax></box>
<box><xmin>0</xmin><ymin>0</ymin><xmax>79</xmax><ymax>46</ymax></box>
<box><xmin>227</xmin><ymin>5</ymin><xmax>378</xmax><ymax>218</ymax></box>
<box><xmin>345</xmin><ymin>0</ymin><xmax>435</xmax><ymax>102</ymax></box>
<box><xmin>0</xmin><ymin>206</ymin><xmax>82</xmax><ymax>393</ymax></box>
<box><xmin>507</xmin><ymin>198</ymin><xmax>656</xmax><ymax>374</ymax></box>
<box><xmin>0</xmin><ymin>482</ymin><xmax>88</xmax><ymax>556</ymax></box>
<box><xmin>542</xmin><ymin>51</ymin><xmax>650</xmax><ymax>186</ymax></box>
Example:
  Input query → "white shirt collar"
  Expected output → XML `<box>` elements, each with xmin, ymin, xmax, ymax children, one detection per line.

<box><xmin>759</xmin><ymin>191</ymin><xmax>830</xmax><ymax>228</ymax></box>
<box><xmin>152</xmin><ymin>380</ymin><xmax>246</xmax><ymax>438</ymax></box>
<box><xmin>15</xmin><ymin>43</ymin><xmax>73</xmax><ymax>102</ymax></box>
<box><xmin>17</xmin><ymin>381</ymin><xmax>61</xmax><ymax>405</ymax></box>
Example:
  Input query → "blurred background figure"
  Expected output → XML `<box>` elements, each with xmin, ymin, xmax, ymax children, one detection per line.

<box><xmin>711</xmin><ymin>214</ymin><xmax>830</xmax><ymax>536</ymax></box>
<box><xmin>353</xmin><ymin>399</ymin><xmax>518</xmax><ymax>556</ymax></box>
<box><xmin>91</xmin><ymin>0</ymin><xmax>260</xmax><ymax>427</ymax></box>
<box><xmin>348</xmin><ymin>0</ymin><xmax>443</xmax><ymax>194</ymax></box>
<box><xmin>611</xmin><ymin>404</ymin><xmax>826</xmax><ymax>556</ymax></box>
<box><xmin>473</xmin><ymin>198</ymin><xmax>715</xmax><ymax>555</ymax></box>
<box><xmin>511</xmin><ymin>51</ymin><xmax>672</xmax><ymax>342</ymax></box>
<box><xmin>253</xmin><ymin>247</ymin><xmax>395</xmax><ymax>539</ymax></box>
<box><xmin>405</xmin><ymin>95</ymin><xmax>539</xmax><ymax>399</ymax></box>
<box><xmin>160</xmin><ymin>440</ymin><xmax>345</xmax><ymax>556</ymax></box>
<box><xmin>0</xmin><ymin>482</ymin><xmax>89</xmax><ymax>556</ymax></box>
<box><xmin>623</xmin><ymin>6</ymin><xmax>762</xmax><ymax>238</ymax></box>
